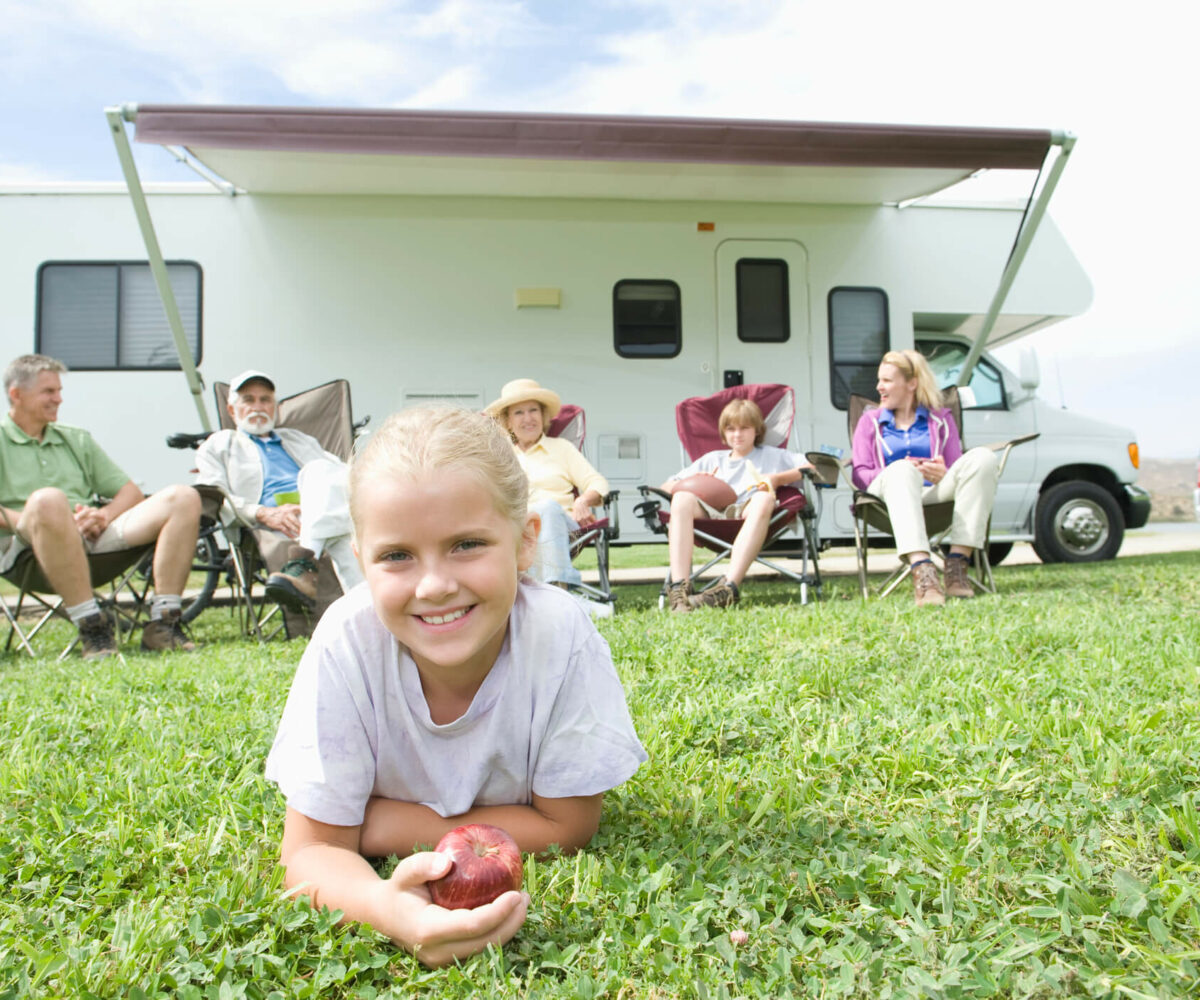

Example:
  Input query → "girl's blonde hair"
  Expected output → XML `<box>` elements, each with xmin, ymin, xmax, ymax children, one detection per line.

<box><xmin>880</xmin><ymin>349</ymin><xmax>943</xmax><ymax>410</ymax></box>
<box><xmin>718</xmin><ymin>398</ymin><xmax>766</xmax><ymax>447</ymax></box>
<box><xmin>348</xmin><ymin>406</ymin><xmax>529</xmax><ymax>534</ymax></box>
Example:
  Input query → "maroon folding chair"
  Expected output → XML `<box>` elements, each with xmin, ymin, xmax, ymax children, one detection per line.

<box><xmin>636</xmin><ymin>383</ymin><xmax>822</xmax><ymax>605</ymax></box>
<box><xmin>546</xmin><ymin>404</ymin><xmax>620</xmax><ymax>605</ymax></box>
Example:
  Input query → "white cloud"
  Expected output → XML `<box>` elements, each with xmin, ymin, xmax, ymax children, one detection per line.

<box><xmin>0</xmin><ymin>157</ymin><xmax>67</xmax><ymax>184</ymax></box>
<box><xmin>400</xmin><ymin>64</ymin><xmax>483</xmax><ymax>107</ymax></box>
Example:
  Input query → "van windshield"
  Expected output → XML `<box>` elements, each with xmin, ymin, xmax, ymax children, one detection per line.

<box><xmin>916</xmin><ymin>339</ymin><xmax>1006</xmax><ymax>410</ymax></box>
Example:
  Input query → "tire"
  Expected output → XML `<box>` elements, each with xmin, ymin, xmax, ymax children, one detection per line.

<box><xmin>181</xmin><ymin>531</ymin><xmax>224</xmax><ymax>624</ymax></box>
<box><xmin>1031</xmin><ymin>481</ymin><xmax>1124</xmax><ymax>564</ymax></box>
<box><xmin>987</xmin><ymin>541</ymin><xmax>1014</xmax><ymax>566</ymax></box>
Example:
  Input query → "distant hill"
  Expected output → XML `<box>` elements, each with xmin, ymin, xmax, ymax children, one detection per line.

<box><xmin>1138</xmin><ymin>458</ymin><xmax>1197</xmax><ymax>522</ymax></box>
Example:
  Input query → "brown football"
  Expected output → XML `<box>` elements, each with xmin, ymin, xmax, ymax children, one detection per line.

<box><xmin>672</xmin><ymin>474</ymin><xmax>737</xmax><ymax>512</ymax></box>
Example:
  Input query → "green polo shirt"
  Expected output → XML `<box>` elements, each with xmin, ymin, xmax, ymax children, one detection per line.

<box><xmin>0</xmin><ymin>414</ymin><xmax>130</xmax><ymax>516</ymax></box>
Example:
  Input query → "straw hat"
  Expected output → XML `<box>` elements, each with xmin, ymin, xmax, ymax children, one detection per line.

<box><xmin>485</xmin><ymin>378</ymin><xmax>562</xmax><ymax>422</ymax></box>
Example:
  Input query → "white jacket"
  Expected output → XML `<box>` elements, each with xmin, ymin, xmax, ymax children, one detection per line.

<box><xmin>194</xmin><ymin>427</ymin><xmax>342</xmax><ymax>528</ymax></box>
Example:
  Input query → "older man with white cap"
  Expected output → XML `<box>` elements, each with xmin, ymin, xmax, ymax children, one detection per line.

<box><xmin>194</xmin><ymin>370</ymin><xmax>362</xmax><ymax>623</ymax></box>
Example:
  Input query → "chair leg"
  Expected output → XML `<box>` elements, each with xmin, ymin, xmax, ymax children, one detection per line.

<box><xmin>594</xmin><ymin>531</ymin><xmax>613</xmax><ymax>603</ymax></box>
<box><xmin>2</xmin><ymin>599</ymin><xmax>37</xmax><ymax>656</ymax></box>
<box><xmin>852</xmin><ymin>514</ymin><xmax>870</xmax><ymax>600</ymax></box>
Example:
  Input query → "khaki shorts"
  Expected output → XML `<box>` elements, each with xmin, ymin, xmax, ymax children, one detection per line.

<box><xmin>0</xmin><ymin>507</ymin><xmax>136</xmax><ymax>574</ymax></box>
<box><xmin>695</xmin><ymin>496</ymin><xmax>754</xmax><ymax>519</ymax></box>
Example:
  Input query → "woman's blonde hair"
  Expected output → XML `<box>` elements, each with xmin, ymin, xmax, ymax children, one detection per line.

<box><xmin>718</xmin><ymin>398</ymin><xmax>766</xmax><ymax>447</ymax></box>
<box><xmin>880</xmin><ymin>349</ymin><xmax>943</xmax><ymax>410</ymax></box>
<box><xmin>348</xmin><ymin>406</ymin><xmax>529</xmax><ymax>535</ymax></box>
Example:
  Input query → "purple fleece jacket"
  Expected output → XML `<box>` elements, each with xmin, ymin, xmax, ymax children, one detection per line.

<box><xmin>850</xmin><ymin>406</ymin><xmax>963</xmax><ymax>491</ymax></box>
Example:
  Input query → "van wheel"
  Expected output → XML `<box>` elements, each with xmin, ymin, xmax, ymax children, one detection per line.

<box><xmin>1032</xmin><ymin>482</ymin><xmax>1123</xmax><ymax>563</ymax></box>
<box><xmin>987</xmin><ymin>542</ymin><xmax>1013</xmax><ymax>566</ymax></box>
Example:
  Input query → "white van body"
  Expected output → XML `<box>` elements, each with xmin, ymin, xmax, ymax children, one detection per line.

<box><xmin>0</xmin><ymin>111</ymin><xmax>1149</xmax><ymax>562</ymax></box>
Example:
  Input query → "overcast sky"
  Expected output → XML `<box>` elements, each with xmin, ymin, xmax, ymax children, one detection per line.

<box><xmin>2</xmin><ymin>0</ymin><xmax>1195</xmax><ymax>456</ymax></box>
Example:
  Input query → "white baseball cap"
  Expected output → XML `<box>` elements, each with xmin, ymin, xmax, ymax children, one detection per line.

<box><xmin>230</xmin><ymin>370</ymin><xmax>275</xmax><ymax>392</ymax></box>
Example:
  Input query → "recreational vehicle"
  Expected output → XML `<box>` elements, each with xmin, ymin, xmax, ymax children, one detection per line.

<box><xmin>0</xmin><ymin>106</ymin><xmax>1149</xmax><ymax>563</ymax></box>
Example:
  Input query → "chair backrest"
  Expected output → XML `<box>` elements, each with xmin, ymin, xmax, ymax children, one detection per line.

<box><xmin>214</xmin><ymin>379</ymin><xmax>356</xmax><ymax>461</ymax></box>
<box><xmin>675</xmin><ymin>383</ymin><xmax>795</xmax><ymax>462</ymax></box>
<box><xmin>547</xmin><ymin>404</ymin><xmax>585</xmax><ymax>451</ymax></box>
<box><xmin>847</xmin><ymin>385</ymin><xmax>963</xmax><ymax>450</ymax></box>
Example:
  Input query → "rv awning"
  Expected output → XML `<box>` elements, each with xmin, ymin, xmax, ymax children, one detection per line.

<box><xmin>131</xmin><ymin>105</ymin><xmax>1054</xmax><ymax>204</ymax></box>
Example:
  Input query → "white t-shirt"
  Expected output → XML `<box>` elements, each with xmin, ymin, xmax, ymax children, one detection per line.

<box><xmin>676</xmin><ymin>445</ymin><xmax>806</xmax><ymax>504</ymax></box>
<box><xmin>264</xmin><ymin>581</ymin><xmax>647</xmax><ymax>826</ymax></box>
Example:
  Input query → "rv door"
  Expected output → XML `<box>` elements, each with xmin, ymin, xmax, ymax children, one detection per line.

<box><xmin>714</xmin><ymin>239</ymin><xmax>811</xmax><ymax>444</ymax></box>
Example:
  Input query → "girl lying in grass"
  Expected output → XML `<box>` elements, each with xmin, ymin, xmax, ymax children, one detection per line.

<box><xmin>265</xmin><ymin>406</ymin><xmax>646</xmax><ymax>967</ymax></box>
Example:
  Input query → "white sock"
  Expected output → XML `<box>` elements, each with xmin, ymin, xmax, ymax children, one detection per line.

<box><xmin>66</xmin><ymin>599</ymin><xmax>101</xmax><ymax>625</ymax></box>
<box><xmin>151</xmin><ymin>595</ymin><xmax>182</xmax><ymax>621</ymax></box>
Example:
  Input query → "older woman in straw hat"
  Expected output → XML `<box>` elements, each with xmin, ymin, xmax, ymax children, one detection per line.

<box><xmin>486</xmin><ymin>378</ymin><xmax>610</xmax><ymax>611</ymax></box>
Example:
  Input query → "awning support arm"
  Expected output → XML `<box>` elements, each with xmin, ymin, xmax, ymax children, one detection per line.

<box><xmin>105</xmin><ymin>103</ymin><xmax>211</xmax><ymax>432</ymax></box>
<box><xmin>956</xmin><ymin>131</ymin><xmax>1076</xmax><ymax>387</ymax></box>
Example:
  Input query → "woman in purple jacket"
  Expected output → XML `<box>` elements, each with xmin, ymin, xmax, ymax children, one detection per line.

<box><xmin>851</xmin><ymin>349</ymin><xmax>1000</xmax><ymax>606</ymax></box>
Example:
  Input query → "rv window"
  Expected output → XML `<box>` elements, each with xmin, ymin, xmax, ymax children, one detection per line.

<box><xmin>613</xmin><ymin>280</ymin><xmax>681</xmax><ymax>358</ymax></box>
<box><xmin>916</xmin><ymin>338</ymin><xmax>1006</xmax><ymax>410</ymax></box>
<box><xmin>736</xmin><ymin>259</ymin><xmax>789</xmax><ymax>343</ymax></box>
<box><xmin>828</xmin><ymin>287</ymin><xmax>888</xmax><ymax>409</ymax></box>
<box><xmin>36</xmin><ymin>261</ymin><xmax>202</xmax><ymax>370</ymax></box>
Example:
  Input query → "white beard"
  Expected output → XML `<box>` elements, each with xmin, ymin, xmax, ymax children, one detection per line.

<box><xmin>237</xmin><ymin>412</ymin><xmax>276</xmax><ymax>435</ymax></box>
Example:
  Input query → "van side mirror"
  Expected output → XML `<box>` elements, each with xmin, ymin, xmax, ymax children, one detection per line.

<box><xmin>1019</xmin><ymin>349</ymin><xmax>1041</xmax><ymax>391</ymax></box>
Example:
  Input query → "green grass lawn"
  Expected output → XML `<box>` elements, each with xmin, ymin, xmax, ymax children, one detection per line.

<box><xmin>3</xmin><ymin>554</ymin><xmax>1199</xmax><ymax>998</ymax></box>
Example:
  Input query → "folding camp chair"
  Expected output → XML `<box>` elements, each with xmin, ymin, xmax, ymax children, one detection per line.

<box><xmin>635</xmin><ymin>383</ymin><xmax>822</xmax><ymax>605</ymax></box>
<box><xmin>197</xmin><ymin>378</ymin><xmax>357</xmax><ymax>641</ymax></box>
<box><xmin>546</xmin><ymin>404</ymin><xmax>620</xmax><ymax>605</ymax></box>
<box><xmin>2</xmin><ymin>521</ymin><xmax>154</xmax><ymax>660</ymax></box>
<box><xmin>842</xmin><ymin>387</ymin><xmax>1037</xmax><ymax>599</ymax></box>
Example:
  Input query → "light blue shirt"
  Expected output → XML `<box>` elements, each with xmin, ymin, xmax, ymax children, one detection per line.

<box><xmin>249</xmin><ymin>432</ymin><xmax>302</xmax><ymax>505</ymax></box>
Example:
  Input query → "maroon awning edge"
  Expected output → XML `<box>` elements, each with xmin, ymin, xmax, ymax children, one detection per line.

<box><xmin>133</xmin><ymin>105</ymin><xmax>1052</xmax><ymax>171</ymax></box>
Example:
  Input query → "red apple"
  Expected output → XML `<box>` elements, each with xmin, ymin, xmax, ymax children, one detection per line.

<box><xmin>428</xmin><ymin>823</ymin><xmax>523</xmax><ymax>910</ymax></box>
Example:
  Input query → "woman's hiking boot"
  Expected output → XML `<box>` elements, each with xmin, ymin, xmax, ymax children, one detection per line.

<box><xmin>911</xmin><ymin>560</ymin><xmax>945</xmax><ymax>607</ymax></box>
<box><xmin>943</xmin><ymin>554</ymin><xmax>974</xmax><ymax>599</ymax></box>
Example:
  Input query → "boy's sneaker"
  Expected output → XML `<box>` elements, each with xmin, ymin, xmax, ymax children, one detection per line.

<box><xmin>78</xmin><ymin>613</ymin><xmax>117</xmax><ymax>660</ymax></box>
<box><xmin>141</xmin><ymin>609</ymin><xmax>196</xmax><ymax>652</ymax></box>
<box><xmin>912</xmin><ymin>560</ymin><xmax>945</xmax><ymax>607</ymax></box>
<box><xmin>264</xmin><ymin>547</ymin><xmax>318</xmax><ymax>612</ymax></box>
<box><xmin>688</xmin><ymin>576</ymin><xmax>740</xmax><ymax>610</ymax></box>
<box><xmin>666</xmin><ymin>579</ymin><xmax>692</xmax><ymax>613</ymax></box>
<box><xmin>943</xmin><ymin>555</ymin><xmax>974</xmax><ymax>599</ymax></box>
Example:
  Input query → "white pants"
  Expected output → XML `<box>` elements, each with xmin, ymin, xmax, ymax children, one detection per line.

<box><xmin>294</xmin><ymin>459</ymin><xmax>363</xmax><ymax>590</ymax></box>
<box><xmin>867</xmin><ymin>447</ymin><xmax>999</xmax><ymax>557</ymax></box>
<box><xmin>528</xmin><ymin>498</ymin><xmax>582</xmax><ymax>587</ymax></box>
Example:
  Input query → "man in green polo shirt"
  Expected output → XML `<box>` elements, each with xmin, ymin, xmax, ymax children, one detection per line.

<box><xmin>1</xmin><ymin>354</ymin><xmax>203</xmax><ymax>658</ymax></box>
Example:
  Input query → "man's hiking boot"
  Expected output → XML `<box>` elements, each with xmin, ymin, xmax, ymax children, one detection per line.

<box><xmin>912</xmin><ymin>560</ymin><xmax>945</xmax><ymax>607</ymax></box>
<box><xmin>141</xmin><ymin>609</ymin><xmax>196</xmax><ymax>652</ymax></box>
<box><xmin>666</xmin><ymin>579</ymin><xmax>692</xmax><ymax>613</ymax></box>
<box><xmin>688</xmin><ymin>576</ymin><xmax>740</xmax><ymax>610</ymax></box>
<box><xmin>943</xmin><ymin>554</ymin><xmax>974</xmax><ymax>599</ymax></box>
<box><xmin>78</xmin><ymin>613</ymin><xmax>117</xmax><ymax>660</ymax></box>
<box><xmin>265</xmin><ymin>546</ymin><xmax>319</xmax><ymax>612</ymax></box>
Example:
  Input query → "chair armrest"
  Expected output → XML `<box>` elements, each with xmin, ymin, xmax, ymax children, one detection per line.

<box><xmin>980</xmin><ymin>432</ymin><xmax>1040</xmax><ymax>452</ymax></box>
<box><xmin>601</xmin><ymin>489</ymin><xmax>620</xmax><ymax>539</ymax></box>
<box><xmin>634</xmin><ymin>485</ymin><xmax>670</xmax><ymax>535</ymax></box>
<box><xmin>803</xmin><ymin>453</ymin><xmax>843</xmax><ymax>488</ymax></box>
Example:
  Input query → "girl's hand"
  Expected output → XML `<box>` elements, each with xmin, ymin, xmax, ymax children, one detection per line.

<box><xmin>917</xmin><ymin>456</ymin><xmax>947</xmax><ymax>484</ymax></box>
<box><xmin>372</xmin><ymin>853</ymin><xmax>530</xmax><ymax>968</ymax></box>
